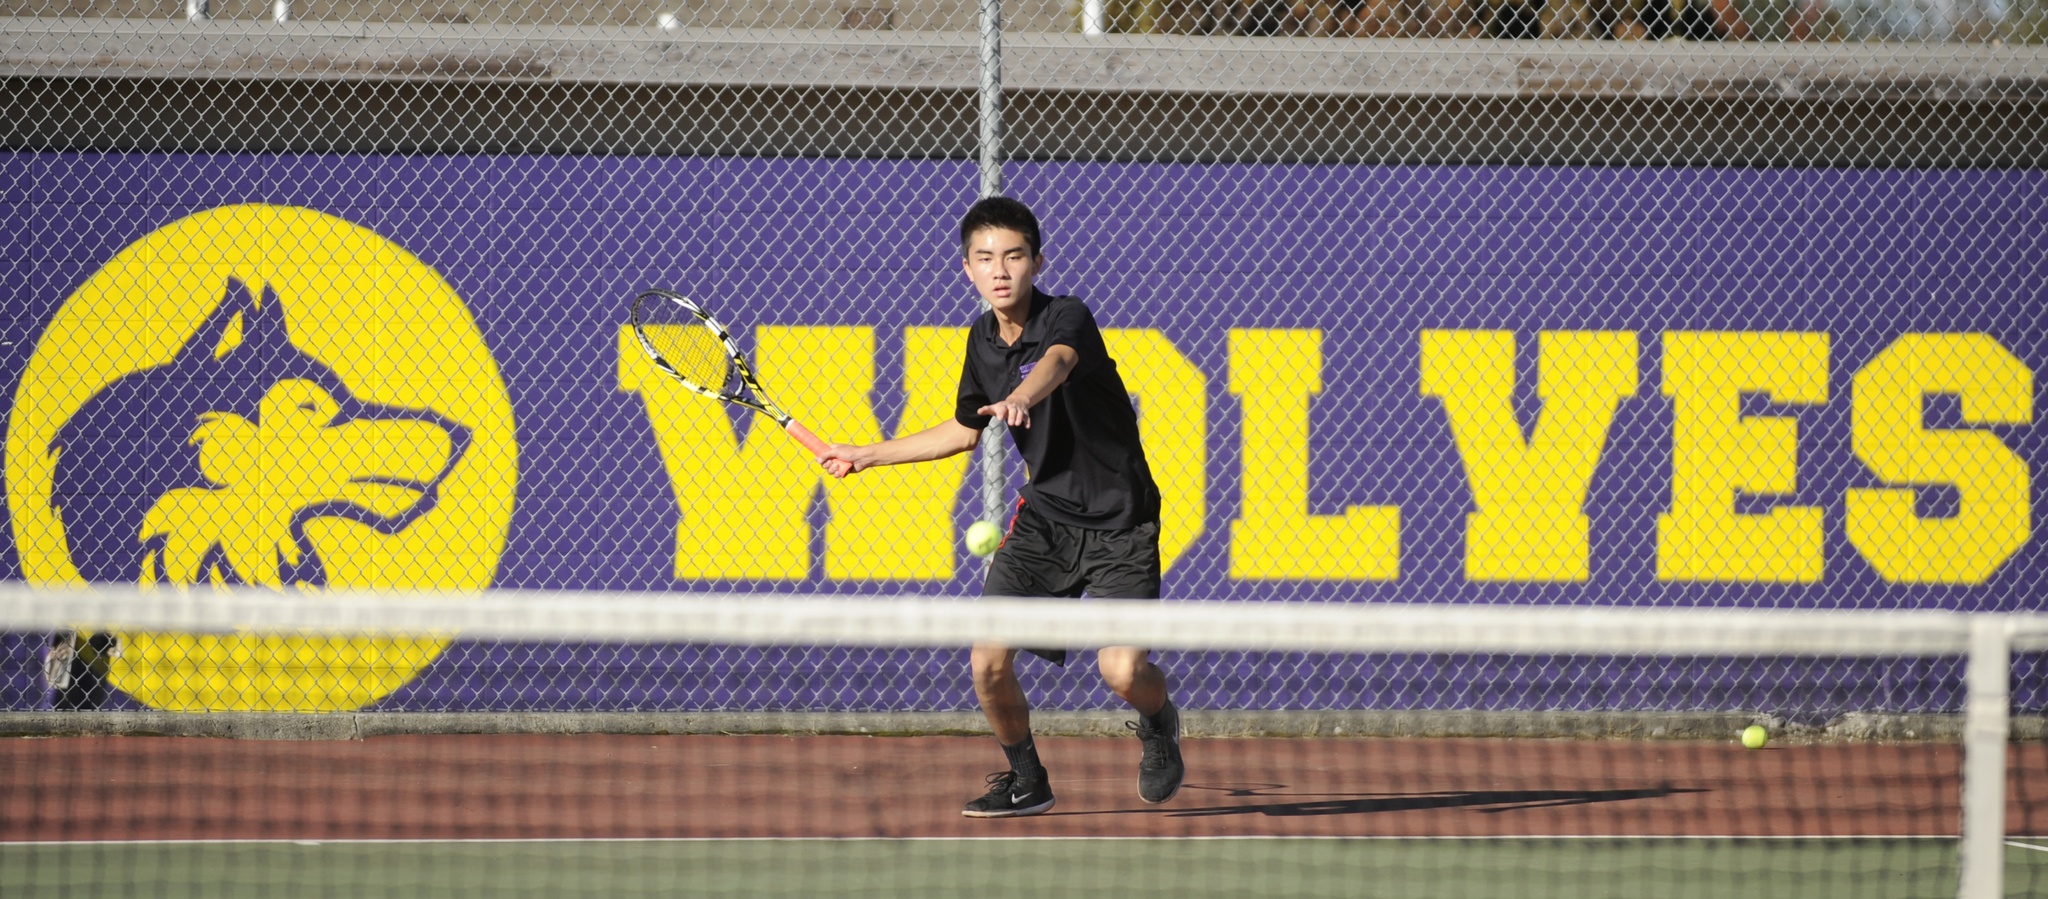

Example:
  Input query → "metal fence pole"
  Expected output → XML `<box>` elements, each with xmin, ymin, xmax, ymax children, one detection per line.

<box><xmin>974</xmin><ymin>0</ymin><xmax>1008</xmax><ymax>533</ymax></box>
<box><xmin>977</xmin><ymin>0</ymin><xmax>1002</xmax><ymax>202</ymax></box>
<box><xmin>1081</xmin><ymin>0</ymin><xmax>1107</xmax><ymax>34</ymax></box>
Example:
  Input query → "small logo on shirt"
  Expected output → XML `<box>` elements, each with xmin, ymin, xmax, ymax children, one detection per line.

<box><xmin>1018</xmin><ymin>361</ymin><xmax>1037</xmax><ymax>377</ymax></box>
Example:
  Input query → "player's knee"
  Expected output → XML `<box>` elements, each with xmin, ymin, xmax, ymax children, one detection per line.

<box><xmin>970</xmin><ymin>644</ymin><xmax>1017</xmax><ymax>688</ymax></box>
<box><xmin>1095</xmin><ymin>646</ymin><xmax>1149</xmax><ymax>693</ymax></box>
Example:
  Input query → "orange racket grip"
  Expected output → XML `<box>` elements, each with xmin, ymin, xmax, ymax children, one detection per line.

<box><xmin>784</xmin><ymin>420</ymin><xmax>853</xmax><ymax>479</ymax></box>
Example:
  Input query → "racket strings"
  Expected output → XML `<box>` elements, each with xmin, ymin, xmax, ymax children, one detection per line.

<box><xmin>642</xmin><ymin>323</ymin><xmax>736</xmax><ymax>394</ymax></box>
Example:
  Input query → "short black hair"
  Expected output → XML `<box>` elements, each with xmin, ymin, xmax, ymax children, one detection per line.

<box><xmin>959</xmin><ymin>196</ymin><xmax>1042</xmax><ymax>258</ymax></box>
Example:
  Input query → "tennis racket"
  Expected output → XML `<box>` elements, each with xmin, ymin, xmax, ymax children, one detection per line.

<box><xmin>630</xmin><ymin>288</ymin><xmax>851</xmax><ymax>478</ymax></box>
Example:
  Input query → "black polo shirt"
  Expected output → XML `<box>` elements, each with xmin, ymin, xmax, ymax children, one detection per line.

<box><xmin>954</xmin><ymin>292</ymin><xmax>1161</xmax><ymax>531</ymax></box>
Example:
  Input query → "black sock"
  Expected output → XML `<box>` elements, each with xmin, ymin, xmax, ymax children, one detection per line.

<box><xmin>1001</xmin><ymin>737</ymin><xmax>1043</xmax><ymax>775</ymax></box>
<box><xmin>1141</xmin><ymin>697</ymin><xmax>1176</xmax><ymax>730</ymax></box>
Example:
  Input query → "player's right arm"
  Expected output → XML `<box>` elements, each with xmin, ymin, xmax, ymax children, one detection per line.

<box><xmin>820</xmin><ymin>323</ymin><xmax>996</xmax><ymax>476</ymax></box>
<box><xmin>821</xmin><ymin>419</ymin><xmax>982</xmax><ymax>474</ymax></box>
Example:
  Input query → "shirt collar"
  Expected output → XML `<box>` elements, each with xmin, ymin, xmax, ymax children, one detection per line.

<box><xmin>980</xmin><ymin>291</ymin><xmax>1051</xmax><ymax>348</ymax></box>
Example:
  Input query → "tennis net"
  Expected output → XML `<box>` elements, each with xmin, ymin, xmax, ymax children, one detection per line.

<box><xmin>2</xmin><ymin>586</ymin><xmax>2044</xmax><ymax>898</ymax></box>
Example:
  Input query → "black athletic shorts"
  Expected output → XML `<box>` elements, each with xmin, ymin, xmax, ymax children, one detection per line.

<box><xmin>983</xmin><ymin>500</ymin><xmax>1162</xmax><ymax>666</ymax></box>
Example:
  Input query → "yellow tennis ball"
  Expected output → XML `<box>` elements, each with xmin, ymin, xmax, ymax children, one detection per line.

<box><xmin>965</xmin><ymin>521</ymin><xmax>1003</xmax><ymax>557</ymax></box>
<box><xmin>1741</xmin><ymin>725</ymin><xmax>1769</xmax><ymax>749</ymax></box>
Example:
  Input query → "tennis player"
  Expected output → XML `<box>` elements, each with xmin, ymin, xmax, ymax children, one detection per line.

<box><xmin>819</xmin><ymin>196</ymin><xmax>1184</xmax><ymax>818</ymax></box>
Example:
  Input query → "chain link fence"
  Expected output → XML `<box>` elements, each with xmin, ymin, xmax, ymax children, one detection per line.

<box><xmin>1</xmin><ymin>4</ymin><xmax>2042</xmax><ymax>715</ymax></box>
<box><xmin>6</xmin><ymin>0</ymin><xmax>2046</xmax><ymax>38</ymax></box>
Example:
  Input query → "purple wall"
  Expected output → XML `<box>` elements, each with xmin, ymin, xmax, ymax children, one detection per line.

<box><xmin>2</xmin><ymin>153</ymin><xmax>2041</xmax><ymax>714</ymax></box>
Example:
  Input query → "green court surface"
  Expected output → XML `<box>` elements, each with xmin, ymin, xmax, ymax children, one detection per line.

<box><xmin>7</xmin><ymin>838</ymin><xmax>2047</xmax><ymax>897</ymax></box>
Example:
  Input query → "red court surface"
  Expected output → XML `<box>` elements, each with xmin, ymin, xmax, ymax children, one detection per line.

<box><xmin>3</xmin><ymin>734</ymin><xmax>2041</xmax><ymax>842</ymax></box>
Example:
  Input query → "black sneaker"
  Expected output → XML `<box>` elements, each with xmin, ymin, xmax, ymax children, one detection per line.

<box><xmin>960</xmin><ymin>769</ymin><xmax>1056</xmax><ymax>818</ymax></box>
<box><xmin>1130</xmin><ymin>700</ymin><xmax>1185</xmax><ymax>804</ymax></box>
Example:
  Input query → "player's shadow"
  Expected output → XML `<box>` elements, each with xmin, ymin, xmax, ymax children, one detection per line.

<box><xmin>1092</xmin><ymin>782</ymin><xmax>1703</xmax><ymax>818</ymax></box>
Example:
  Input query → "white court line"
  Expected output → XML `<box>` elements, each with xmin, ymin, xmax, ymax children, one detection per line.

<box><xmin>0</xmin><ymin>834</ymin><xmax>1968</xmax><ymax>847</ymax></box>
<box><xmin>2009</xmin><ymin>840</ymin><xmax>2048</xmax><ymax>854</ymax></box>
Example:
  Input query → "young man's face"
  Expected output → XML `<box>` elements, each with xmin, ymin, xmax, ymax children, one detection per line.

<box><xmin>961</xmin><ymin>226</ymin><xmax>1043</xmax><ymax>316</ymax></box>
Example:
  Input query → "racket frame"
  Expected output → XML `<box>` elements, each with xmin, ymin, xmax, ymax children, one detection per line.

<box><xmin>629</xmin><ymin>288</ymin><xmax>834</xmax><ymax>460</ymax></box>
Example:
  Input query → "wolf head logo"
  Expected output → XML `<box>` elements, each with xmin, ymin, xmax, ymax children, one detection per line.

<box><xmin>49</xmin><ymin>278</ymin><xmax>472</xmax><ymax>587</ymax></box>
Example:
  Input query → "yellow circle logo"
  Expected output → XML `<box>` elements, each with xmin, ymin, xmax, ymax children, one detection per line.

<box><xmin>6</xmin><ymin>205</ymin><xmax>518</xmax><ymax>711</ymax></box>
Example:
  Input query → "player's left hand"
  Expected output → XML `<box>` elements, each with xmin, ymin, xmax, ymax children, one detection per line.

<box><xmin>979</xmin><ymin>398</ymin><xmax>1032</xmax><ymax>429</ymax></box>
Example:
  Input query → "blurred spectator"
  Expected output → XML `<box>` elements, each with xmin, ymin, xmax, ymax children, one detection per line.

<box><xmin>1330</xmin><ymin>0</ymin><xmax>1387</xmax><ymax>36</ymax></box>
<box><xmin>1196</xmin><ymin>0</ymin><xmax>1481</xmax><ymax>34</ymax></box>
<box><xmin>1807</xmin><ymin>0</ymin><xmax>2008</xmax><ymax>39</ymax></box>
<box><xmin>1196</xmin><ymin>0</ymin><xmax>1901</xmax><ymax>37</ymax></box>
<box><xmin>1316</xmin><ymin>0</ymin><xmax>1471</xmax><ymax>35</ymax></box>
<box><xmin>1234</xmin><ymin>0</ymin><xmax>1282</xmax><ymax>32</ymax></box>
<box><xmin>1580</xmin><ymin>0</ymin><xmax>1645</xmax><ymax>37</ymax></box>
<box><xmin>1785</xmin><ymin>0</ymin><xmax>1835</xmax><ymax>38</ymax></box>
<box><xmin>1154</xmin><ymin>0</ymin><xmax>1239</xmax><ymax>32</ymax></box>
<box><xmin>1481</xmin><ymin>0</ymin><xmax>1548</xmax><ymax>36</ymax></box>
<box><xmin>1638</xmin><ymin>0</ymin><xmax>1751</xmax><ymax>37</ymax></box>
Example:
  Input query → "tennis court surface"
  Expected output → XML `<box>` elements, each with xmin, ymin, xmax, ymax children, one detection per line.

<box><xmin>4</xmin><ymin>591</ymin><xmax>2045</xmax><ymax>897</ymax></box>
<box><xmin>5</xmin><ymin>729</ymin><xmax>2046</xmax><ymax>894</ymax></box>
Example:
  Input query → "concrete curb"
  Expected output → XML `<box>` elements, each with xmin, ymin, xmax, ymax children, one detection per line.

<box><xmin>4</xmin><ymin>710</ymin><xmax>2042</xmax><ymax>743</ymax></box>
